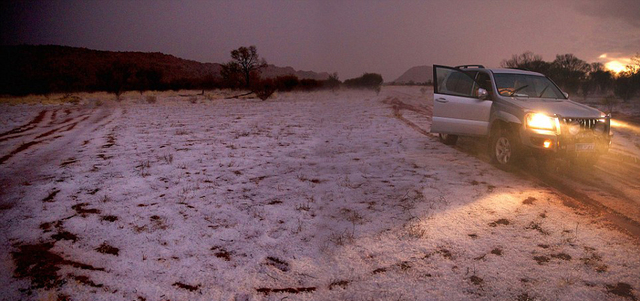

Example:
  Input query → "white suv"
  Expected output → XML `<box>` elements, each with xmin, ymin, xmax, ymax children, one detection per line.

<box><xmin>431</xmin><ymin>65</ymin><xmax>612</xmax><ymax>167</ymax></box>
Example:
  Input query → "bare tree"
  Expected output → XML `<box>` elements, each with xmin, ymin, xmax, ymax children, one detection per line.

<box><xmin>614</xmin><ymin>72</ymin><xmax>636</xmax><ymax>101</ymax></box>
<box><xmin>612</xmin><ymin>53</ymin><xmax>640</xmax><ymax>102</ymax></box>
<box><xmin>500</xmin><ymin>51</ymin><xmax>550</xmax><ymax>74</ymax></box>
<box><xmin>586</xmin><ymin>62</ymin><xmax>613</xmax><ymax>95</ymax></box>
<box><xmin>550</xmin><ymin>54</ymin><xmax>590</xmax><ymax>94</ymax></box>
<box><xmin>627</xmin><ymin>53</ymin><xmax>640</xmax><ymax>74</ymax></box>
<box><xmin>220</xmin><ymin>61</ymin><xmax>242</xmax><ymax>88</ymax></box>
<box><xmin>227</xmin><ymin>46</ymin><xmax>267</xmax><ymax>88</ymax></box>
<box><xmin>552</xmin><ymin>54</ymin><xmax>590</xmax><ymax>74</ymax></box>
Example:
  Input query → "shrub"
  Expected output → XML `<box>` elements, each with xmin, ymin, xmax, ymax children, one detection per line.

<box><xmin>614</xmin><ymin>72</ymin><xmax>638</xmax><ymax>102</ymax></box>
<box><xmin>274</xmin><ymin>75</ymin><xmax>299</xmax><ymax>91</ymax></box>
<box><xmin>322</xmin><ymin>73</ymin><xmax>341</xmax><ymax>90</ymax></box>
<box><xmin>298</xmin><ymin>79</ymin><xmax>321</xmax><ymax>91</ymax></box>
<box><xmin>60</xmin><ymin>94</ymin><xmax>81</xmax><ymax>104</ymax></box>
<box><xmin>252</xmin><ymin>78</ymin><xmax>277</xmax><ymax>100</ymax></box>
<box><xmin>145</xmin><ymin>95</ymin><xmax>157</xmax><ymax>103</ymax></box>
<box><xmin>344</xmin><ymin>73</ymin><xmax>383</xmax><ymax>90</ymax></box>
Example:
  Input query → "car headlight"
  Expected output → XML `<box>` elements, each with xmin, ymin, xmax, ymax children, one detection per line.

<box><xmin>525</xmin><ymin>113</ymin><xmax>560</xmax><ymax>134</ymax></box>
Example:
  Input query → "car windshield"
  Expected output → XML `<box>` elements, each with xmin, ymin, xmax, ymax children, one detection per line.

<box><xmin>494</xmin><ymin>73</ymin><xmax>565</xmax><ymax>99</ymax></box>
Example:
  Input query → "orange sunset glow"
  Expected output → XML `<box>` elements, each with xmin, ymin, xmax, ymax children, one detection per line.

<box><xmin>599</xmin><ymin>53</ymin><xmax>632</xmax><ymax>74</ymax></box>
<box><xmin>606</xmin><ymin>60</ymin><xmax>628</xmax><ymax>73</ymax></box>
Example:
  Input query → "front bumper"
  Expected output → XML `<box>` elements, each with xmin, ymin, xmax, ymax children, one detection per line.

<box><xmin>520</xmin><ymin>116</ymin><xmax>612</xmax><ymax>157</ymax></box>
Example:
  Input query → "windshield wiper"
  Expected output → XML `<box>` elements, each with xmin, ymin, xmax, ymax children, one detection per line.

<box><xmin>509</xmin><ymin>85</ymin><xmax>529</xmax><ymax>97</ymax></box>
<box><xmin>538</xmin><ymin>84</ymin><xmax>549</xmax><ymax>98</ymax></box>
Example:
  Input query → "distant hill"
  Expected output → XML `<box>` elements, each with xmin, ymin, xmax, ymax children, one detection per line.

<box><xmin>262</xmin><ymin>65</ymin><xmax>330</xmax><ymax>81</ymax></box>
<box><xmin>393</xmin><ymin>65</ymin><xmax>433</xmax><ymax>84</ymax></box>
<box><xmin>0</xmin><ymin>45</ymin><xmax>329</xmax><ymax>95</ymax></box>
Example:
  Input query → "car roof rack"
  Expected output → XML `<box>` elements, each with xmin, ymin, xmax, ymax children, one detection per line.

<box><xmin>455</xmin><ymin>65</ymin><xmax>485</xmax><ymax>69</ymax></box>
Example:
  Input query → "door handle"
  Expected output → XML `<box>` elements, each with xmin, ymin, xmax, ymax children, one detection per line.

<box><xmin>435</xmin><ymin>98</ymin><xmax>448</xmax><ymax>103</ymax></box>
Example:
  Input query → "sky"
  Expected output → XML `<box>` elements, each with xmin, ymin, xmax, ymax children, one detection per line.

<box><xmin>1</xmin><ymin>0</ymin><xmax>639</xmax><ymax>81</ymax></box>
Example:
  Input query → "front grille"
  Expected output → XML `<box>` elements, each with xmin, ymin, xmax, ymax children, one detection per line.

<box><xmin>561</xmin><ymin>118</ymin><xmax>599</xmax><ymax>130</ymax></box>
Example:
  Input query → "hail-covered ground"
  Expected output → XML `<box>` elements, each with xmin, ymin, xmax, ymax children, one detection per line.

<box><xmin>1</xmin><ymin>87</ymin><xmax>639</xmax><ymax>301</ymax></box>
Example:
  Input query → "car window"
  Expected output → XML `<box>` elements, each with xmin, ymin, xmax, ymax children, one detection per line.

<box><xmin>494</xmin><ymin>73</ymin><xmax>565</xmax><ymax>98</ymax></box>
<box><xmin>475</xmin><ymin>72</ymin><xmax>491</xmax><ymax>90</ymax></box>
<box><xmin>474</xmin><ymin>72</ymin><xmax>493</xmax><ymax>98</ymax></box>
<box><xmin>435</xmin><ymin>67</ymin><xmax>476</xmax><ymax>97</ymax></box>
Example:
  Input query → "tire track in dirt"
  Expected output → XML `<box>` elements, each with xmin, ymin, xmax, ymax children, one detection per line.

<box><xmin>47</xmin><ymin>108</ymin><xmax>79</xmax><ymax>125</ymax></box>
<box><xmin>1</xmin><ymin>107</ymin><xmax>122</xmax><ymax>295</ymax></box>
<box><xmin>586</xmin><ymin>157</ymin><xmax>640</xmax><ymax>197</ymax></box>
<box><xmin>0</xmin><ymin>109</ymin><xmax>91</xmax><ymax>143</ymax></box>
<box><xmin>63</xmin><ymin>116</ymin><xmax>90</xmax><ymax>132</ymax></box>
<box><xmin>600</xmin><ymin>152</ymin><xmax>640</xmax><ymax>176</ymax></box>
<box><xmin>49</xmin><ymin>109</ymin><xmax>59</xmax><ymax>124</ymax></box>
<box><xmin>0</xmin><ymin>110</ymin><xmax>48</xmax><ymax>139</ymax></box>
<box><xmin>526</xmin><ymin>170</ymin><xmax>640</xmax><ymax>240</ymax></box>
<box><xmin>90</xmin><ymin>109</ymin><xmax>116</xmax><ymax>132</ymax></box>
<box><xmin>387</xmin><ymin>96</ymin><xmax>640</xmax><ymax>241</ymax></box>
<box><xmin>383</xmin><ymin>97</ymin><xmax>432</xmax><ymax>137</ymax></box>
<box><xmin>0</xmin><ymin>110</ymin><xmax>96</xmax><ymax>165</ymax></box>
<box><xmin>0</xmin><ymin>105</ymin><xmax>118</xmax><ymax>214</ymax></box>
<box><xmin>531</xmin><ymin>152</ymin><xmax>640</xmax><ymax>233</ymax></box>
<box><xmin>0</xmin><ymin>141</ymin><xmax>42</xmax><ymax>164</ymax></box>
<box><xmin>34</xmin><ymin>115</ymin><xmax>91</xmax><ymax>139</ymax></box>
<box><xmin>0</xmin><ymin>132</ymin><xmax>30</xmax><ymax>143</ymax></box>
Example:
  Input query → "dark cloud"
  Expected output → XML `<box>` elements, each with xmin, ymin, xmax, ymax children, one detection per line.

<box><xmin>574</xmin><ymin>0</ymin><xmax>640</xmax><ymax>27</ymax></box>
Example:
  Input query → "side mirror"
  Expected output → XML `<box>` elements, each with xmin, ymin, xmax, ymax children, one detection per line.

<box><xmin>562</xmin><ymin>91</ymin><xmax>569</xmax><ymax>98</ymax></box>
<box><xmin>477</xmin><ymin>88</ymin><xmax>489</xmax><ymax>100</ymax></box>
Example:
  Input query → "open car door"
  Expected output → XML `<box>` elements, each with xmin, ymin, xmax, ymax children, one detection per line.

<box><xmin>431</xmin><ymin>65</ymin><xmax>492</xmax><ymax>137</ymax></box>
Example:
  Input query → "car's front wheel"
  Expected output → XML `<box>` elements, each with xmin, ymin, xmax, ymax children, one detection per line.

<box><xmin>490</xmin><ymin>128</ymin><xmax>520</xmax><ymax>168</ymax></box>
<box><xmin>439</xmin><ymin>133</ymin><xmax>458</xmax><ymax>145</ymax></box>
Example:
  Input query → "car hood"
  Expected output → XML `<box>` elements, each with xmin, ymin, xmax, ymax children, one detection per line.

<box><xmin>510</xmin><ymin>97</ymin><xmax>604</xmax><ymax>118</ymax></box>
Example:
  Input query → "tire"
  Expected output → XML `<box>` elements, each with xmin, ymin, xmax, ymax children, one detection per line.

<box><xmin>439</xmin><ymin>133</ymin><xmax>458</xmax><ymax>145</ymax></box>
<box><xmin>490</xmin><ymin>128</ymin><xmax>520</xmax><ymax>168</ymax></box>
